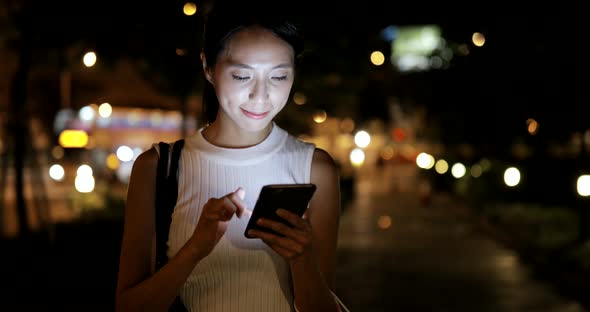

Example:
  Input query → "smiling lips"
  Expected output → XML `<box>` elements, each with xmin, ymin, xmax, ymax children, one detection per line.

<box><xmin>241</xmin><ymin>108</ymin><xmax>269</xmax><ymax>119</ymax></box>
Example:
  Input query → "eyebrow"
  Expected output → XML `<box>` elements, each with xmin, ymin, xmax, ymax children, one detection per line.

<box><xmin>228</xmin><ymin>62</ymin><xmax>293</xmax><ymax>70</ymax></box>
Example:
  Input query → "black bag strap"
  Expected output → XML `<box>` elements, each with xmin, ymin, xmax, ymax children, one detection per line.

<box><xmin>155</xmin><ymin>139</ymin><xmax>184</xmax><ymax>271</ymax></box>
<box><xmin>154</xmin><ymin>139</ymin><xmax>188</xmax><ymax>311</ymax></box>
<box><xmin>154</xmin><ymin>142</ymin><xmax>170</xmax><ymax>272</ymax></box>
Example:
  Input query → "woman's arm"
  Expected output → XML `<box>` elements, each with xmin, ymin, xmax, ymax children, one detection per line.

<box><xmin>115</xmin><ymin>148</ymin><xmax>204</xmax><ymax>312</ymax></box>
<box><xmin>115</xmin><ymin>147</ymin><xmax>247</xmax><ymax>312</ymax></box>
<box><xmin>246</xmin><ymin>147</ymin><xmax>341</xmax><ymax>311</ymax></box>
<box><xmin>290</xmin><ymin>147</ymin><xmax>341</xmax><ymax>311</ymax></box>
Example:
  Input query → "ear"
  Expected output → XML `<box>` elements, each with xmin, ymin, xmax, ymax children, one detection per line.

<box><xmin>200</xmin><ymin>52</ymin><xmax>213</xmax><ymax>84</ymax></box>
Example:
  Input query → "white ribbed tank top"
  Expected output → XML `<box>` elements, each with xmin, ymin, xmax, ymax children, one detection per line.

<box><xmin>154</xmin><ymin>123</ymin><xmax>316</xmax><ymax>312</ymax></box>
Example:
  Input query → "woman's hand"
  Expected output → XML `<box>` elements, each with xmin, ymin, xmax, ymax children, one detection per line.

<box><xmin>247</xmin><ymin>209</ymin><xmax>312</xmax><ymax>260</ymax></box>
<box><xmin>189</xmin><ymin>187</ymin><xmax>246</xmax><ymax>259</ymax></box>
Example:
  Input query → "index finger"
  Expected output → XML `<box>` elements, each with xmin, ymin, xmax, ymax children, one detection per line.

<box><xmin>229</xmin><ymin>187</ymin><xmax>247</xmax><ymax>218</ymax></box>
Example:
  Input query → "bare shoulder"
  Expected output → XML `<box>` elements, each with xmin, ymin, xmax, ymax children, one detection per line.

<box><xmin>116</xmin><ymin>146</ymin><xmax>160</xmax><ymax>297</ymax></box>
<box><xmin>308</xmin><ymin>150</ymin><xmax>340</xmax><ymax>287</ymax></box>
<box><xmin>133</xmin><ymin>147</ymin><xmax>159</xmax><ymax>172</ymax></box>
<box><xmin>121</xmin><ymin>147</ymin><xmax>160</xmax><ymax>238</ymax></box>
<box><xmin>311</xmin><ymin>147</ymin><xmax>339</xmax><ymax>184</ymax></box>
<box><xmin>312</xmin><ymin>148</ymin><xmax>338</xmax><ymax>173</ymax></box>
<box><xmin>126</xmin><ymin>147</ymin><xmax>160</xmax><ymax>192</ymax></box>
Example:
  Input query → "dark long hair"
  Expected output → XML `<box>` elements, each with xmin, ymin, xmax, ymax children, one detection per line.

<box><xmin>201</xmin><ymin>0</ymin><xmax>304</xmax><ymax>124</ymax></box>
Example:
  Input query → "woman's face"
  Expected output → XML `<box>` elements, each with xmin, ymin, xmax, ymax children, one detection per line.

<box><xmin>205</xmin><ymin>26</ymin><xmax>295</xmax><ymax>133</ymax></box>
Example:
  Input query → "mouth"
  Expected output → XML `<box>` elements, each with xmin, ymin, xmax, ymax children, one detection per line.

<box><xmin>240</xmin><ymin>108</ymin><xmax>269</xmax><ymax>119</ymax></box>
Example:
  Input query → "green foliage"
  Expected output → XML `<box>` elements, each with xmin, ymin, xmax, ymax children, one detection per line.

<box><xmin>482</xmin><ymin>203</ymin><xmax>579</xmax><ymax>250</ymax></box>
<box><xmin>67</xmin><ymin>180</ymin><xmax>126</xmax><ymax>221</ymax></box>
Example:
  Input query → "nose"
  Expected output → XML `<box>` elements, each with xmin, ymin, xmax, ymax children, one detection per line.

<box><xmin>248</xmin><ymin>78</ymin><xmax>269</xmax><ymax>104</ymax></box>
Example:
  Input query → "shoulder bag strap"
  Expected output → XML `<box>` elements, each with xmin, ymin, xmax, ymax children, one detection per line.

<box><xmin>154</xmin><ymin>139</ymin><xmax>189</xmax><ymax>311</ymax></box>
<box><xmin>155</xmin><ymin>142</ymin><xmax>170</xmax><ymax>271</ymax></box>
<box><xmin>155</xmin><ymin>139</ymin><xmax>185</xmax><ymax>271</ymax></box>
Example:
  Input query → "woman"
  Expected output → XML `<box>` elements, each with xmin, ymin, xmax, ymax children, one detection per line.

<box><xmin>115</xmin><ymin>1</ymin><xmax>341</xmax><ymax>311</ymax></box>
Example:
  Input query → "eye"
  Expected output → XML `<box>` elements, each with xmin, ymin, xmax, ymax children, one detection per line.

<box><xmin>272</xmin><ymin>76</ymin><xmax>288</xmax><ymax>81</ymax></box>
<box><xmin>232</xmin><ymin>75</ymin><xmax>250</xmax><ymax>81</ymax></box>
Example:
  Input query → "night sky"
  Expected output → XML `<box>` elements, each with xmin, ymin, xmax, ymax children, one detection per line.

<box><xmin>7</xmin><ymin>0</ymin><xmax>589</xmax><ymax>150</ymax></box>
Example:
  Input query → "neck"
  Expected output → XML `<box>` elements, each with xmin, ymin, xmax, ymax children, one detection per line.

<box><xmin>201</xmin><ymin>119</ymin><xmax>273</xmax><ymax>148</ymax></box>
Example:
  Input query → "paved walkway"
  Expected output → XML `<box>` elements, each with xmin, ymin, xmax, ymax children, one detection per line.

<box><xmin>334</xmin><ymin>164</ymin><xmax>588</xmax><ymax>312</ymax></box>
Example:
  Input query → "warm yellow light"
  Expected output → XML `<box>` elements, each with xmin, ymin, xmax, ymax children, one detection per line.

<box><xmin>377</xmin><ymin>215</ymin><xmax>392</xmax><ymax>229</ymax></box>
<box><xmin>106</xmin><ymin>153</ymin><xmax>120</xmax><ymax>170</ymax></box>
<box><xmin>313</xmin><ymin>110</ymin><xmax>327</xmax><ymax>123</ymax></box>
<box><xmin>350</xmin><ymin>148</ymin><xmax>365</xmax><ymax>167</ymax></box>
<box><xmin>435</xmin><ymin>159</ymin><xmax>449</xmax><ymax>174</ymax></box>
<box><xmin>98</xmin><ymin>102</ymin><xmax>112</xmax><ymax>118</ymax></box>
<box><xmin>526</xmin><ymin>118</ymin><xmax>539</xmax><ymax>135</ymax></box>
<box><xmin>183</xmin><ymin>2</ymin><xmax>197</xmax><ymax>16</ymax></box>
<box><xmin>51</xmin><ymin>146</ymin><xmax>64</xmax><ymax>159</ymax></box>
<box><xmin>293</xmin><ymin>92</ymin><xmax>307</xmax><ymax>105</ymax></box>
<box><xmin>370</xmin><ymin>51</ymin><xmax>385</xmax><ymax>66</ymax></box>
<box><xmin>83</xmin><ymin>52</ymin><xmax>96</xmax><ymax>67</ymax></box>
<box><xmin>472</xmin><ymin>32</ymin><xmax>485</xmax><ymax>47</ymax></box>
<box><xmin>58</xmin><ymin>130</ymin><xmax>89</xmax><ymax>148</ymax></box>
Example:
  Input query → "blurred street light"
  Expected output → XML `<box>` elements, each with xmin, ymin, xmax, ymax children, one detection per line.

<box><xmin>183</xmin><ymin>2</ymin><xmax>197</xmax><ymax>16</ymax></box>
<box><xmin>99</xmin><ymin>103</ymin><xmax>113</xmax><ymax>118</ymax></box>
<box><xmin>350</xmin><ymin>148</ymin><xmax>365</xmax><ymax>167</ymax></box>
<box><xmin>313</xmin><ymin>110</ymin><xmax>327</xmax><ymax>123</ymax></box>
<box><xmin>49</xmin><ymin>164</ymin><xmax>65</xmax><ymax>182</ymax></box>
<box><xmin>527</xmin><ymin>118</ymin><xmax>539</xmax><ymax>135</ymax></box>
<box><xmin>435</xmin><ymin>159</ymin><xmax>448</xmax><ymax>174</ymax></box>
<box><xmin>116</xmin><ymin>145</ymin><xmax>134</xmax><ymax>162</ymax></box>
<box><xmin>472</xmin><ymin>32</ymin><xmax>485</xmax><ymax>47</ymax></box>
<box><xmin>106</xmin><ymin>153</ymin><xmax>120</xmax><ymax>170</ymax></box>
<box><xmin>370</xmin><ymin>51</ymin><xmax>385</xmax><ymax>66</ymax></box>
<box><xmin>504</xmin><ymin>167</ymin><xmax>521</xmax><ymax>187</ymax></box>
<box><xmin>577</xmin><ymin>175</ymin><xmax>590</xmax><ymax>197</ymax></box>
<box><xmin>416</xmin><ymin>152</ymin><xmax>435</xmax><ymax>169</ymax></box>
<box><xmin>354</xmin><ymin>130</ymin><xmax>371</xmax><ymax>148</ymax></box>
<box><xmin>75</xmin><ymin>164</ymin><xmax>95</xmax><ymax>193</ymax></box>
<box><xmin>83</xmin><ymin>51</ymin><xmax>97</xmax><ymax>67</ymax></box>
<box><xmin>58</xmin><ymin>129</ymin><xmax>89</xmax><ymax>148</ymax></box>
<box><xmin>470</xmin><ymin>164</ymin><xmax>483</xmax><ymax>178</ymax></box>
<box><xmin>451</xmin><ymin>163</ymin><xmax>466</xmax><ymax>178</ymax></box>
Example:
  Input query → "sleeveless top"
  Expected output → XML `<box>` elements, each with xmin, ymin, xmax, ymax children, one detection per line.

<box><xmin>154</xmin><ymin>122</ymin><xmax>316</xmax><ymax>311</ymax></box>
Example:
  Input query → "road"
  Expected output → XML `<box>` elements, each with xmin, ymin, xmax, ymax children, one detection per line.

<box><xmin>334</xmin><ymin>163</ymin><xmax>588</xmax><ymax>312</ymax></box>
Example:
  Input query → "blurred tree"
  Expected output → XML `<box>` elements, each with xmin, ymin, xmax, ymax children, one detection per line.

<box><xmin>3</xmin><ymin>0</ymin><xmax>36</xmax><ymax>238</ymax></box>
<box><xmin>0</xmin><ymin>0</ymin><xmax>209</xmax><ymax>238</ymax></box>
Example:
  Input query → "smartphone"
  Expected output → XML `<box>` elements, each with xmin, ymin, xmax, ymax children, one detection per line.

<box><xmin>244</xmin><ymin>183</ymin><xmax>317</xmax><ymax>239</ymax></box>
